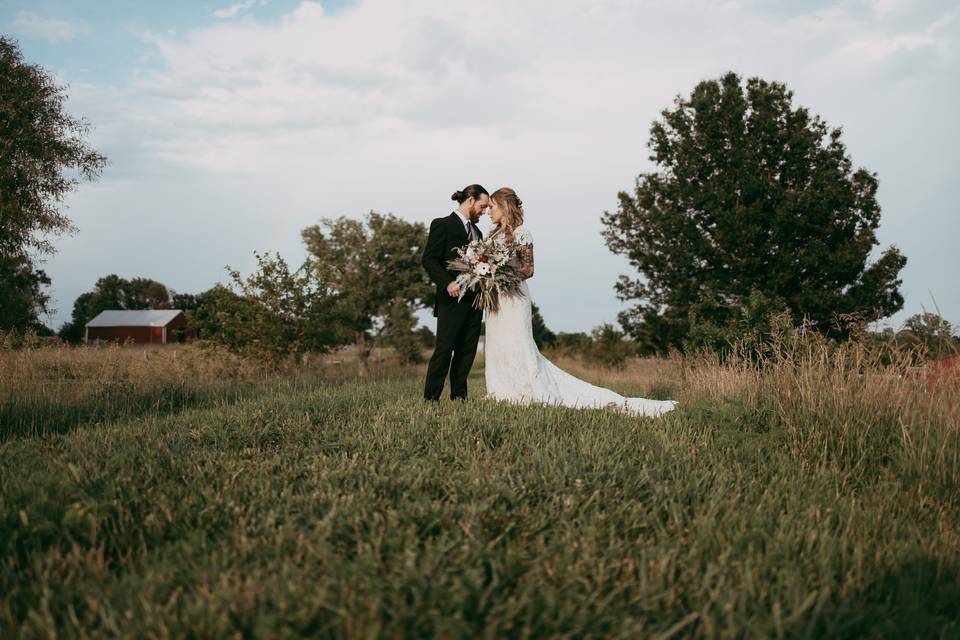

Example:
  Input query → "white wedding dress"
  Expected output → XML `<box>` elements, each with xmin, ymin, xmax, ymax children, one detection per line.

<box><xmin>484</xmin><ymin>225</ymin><xmax>677</xmax><ymax>417</ymax></box>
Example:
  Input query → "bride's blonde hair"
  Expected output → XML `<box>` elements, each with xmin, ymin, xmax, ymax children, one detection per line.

<box><xmin>491</xmin><ymin>187</ymin><xmax>524</xmax><ymax>241</ymax></box>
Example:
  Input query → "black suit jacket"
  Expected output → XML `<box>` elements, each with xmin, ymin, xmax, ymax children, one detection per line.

<box><xmin>422</xmin><ymin>212</ymin><xmax>483</xmax><ymax>317</ymax></box>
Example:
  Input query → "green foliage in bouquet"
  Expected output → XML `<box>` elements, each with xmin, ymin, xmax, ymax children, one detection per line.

<box><xmin>446</xmin><ymin>236</ymin><xmax>525</xmax><ymax>312</ymax></box>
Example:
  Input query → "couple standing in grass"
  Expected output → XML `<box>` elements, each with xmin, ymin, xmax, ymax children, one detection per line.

<box><xmin>421</xmin><ymin>183</ymin><xmax>677</xmax><ymax>417</ymax></box>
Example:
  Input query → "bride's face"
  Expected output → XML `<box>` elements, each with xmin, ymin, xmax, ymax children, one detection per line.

<box><xmin>489</xmin><ymin>198</ymin><xmax>505</xmax><ymax>224</ymax></box>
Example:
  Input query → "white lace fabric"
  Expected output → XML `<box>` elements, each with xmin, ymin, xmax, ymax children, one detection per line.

<box><xmin>484</xmin><ymin>225</ymin><xmax>678</xmax><ymax>417</ymax></box>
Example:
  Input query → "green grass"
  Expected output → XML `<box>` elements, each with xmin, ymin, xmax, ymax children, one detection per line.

<box><xmin>2</xmin><ymin>367</ymin><xmax>958</xmax><ymax>638</ymax></box>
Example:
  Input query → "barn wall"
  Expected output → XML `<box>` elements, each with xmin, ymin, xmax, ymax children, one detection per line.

<box><xmin>87</xmin><ymin>327</ymin><xmax>161</xmax><ymax>344</ymax></box>
<box><xmin>86</xmin><ymin>312</ymin><xmax>194</xmax><ymax>344</ymax></box>
<box><xmin>166</xmin><ymin>313</ymin><xmax>195</xmax><ymax>342</ymax></box>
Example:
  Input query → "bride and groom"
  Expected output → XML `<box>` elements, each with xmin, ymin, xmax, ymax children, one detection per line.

<box><xmin>421</xmin><ymin>183</ymin><xmax>677</xmax><ymax>417</ymax></box>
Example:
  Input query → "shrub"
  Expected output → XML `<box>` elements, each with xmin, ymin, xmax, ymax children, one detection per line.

<box><xmin>379</xmin><ymin>299</ymin><xmax>424</xmax><ymax>364</ymax></box>
<box><xmin>685</xmin><ymin>289</ymin><xmax>795</xmax><ymax>360</ymax></box>
<box><xmin>586</xmin><ymin>323</ymin><xmax>636</xmax><ymax>368</ymax></box>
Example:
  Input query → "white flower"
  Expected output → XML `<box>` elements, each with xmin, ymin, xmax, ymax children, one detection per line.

<box><xmin>474</xmin><ymin>262</ymin><xmax>491</xmax><ymax>276</ymax></box>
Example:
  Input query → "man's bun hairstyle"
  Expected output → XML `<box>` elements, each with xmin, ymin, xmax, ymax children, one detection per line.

<box><xmin>451</xmin><ymin>184</ymin><xmax>489</xmax><ymax>203</ymax></box>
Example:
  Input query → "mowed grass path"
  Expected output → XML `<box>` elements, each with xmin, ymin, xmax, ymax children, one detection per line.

<box><xmin>2</xmin><ymin>367</ymin><xmax>958</xmax><ymax>638</ymax></box>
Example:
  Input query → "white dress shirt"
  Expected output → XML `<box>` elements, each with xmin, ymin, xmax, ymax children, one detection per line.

<box><xmin>454</xmin><ymin>209</ymin><xmax>476</xmax><ymax>240</ymax></box>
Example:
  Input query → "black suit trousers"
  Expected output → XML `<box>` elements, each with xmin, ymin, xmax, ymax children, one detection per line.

<box><xmin>423</xmin><ymin>297</ymin><xmax>483</xmax><ymax>401</ymax></box>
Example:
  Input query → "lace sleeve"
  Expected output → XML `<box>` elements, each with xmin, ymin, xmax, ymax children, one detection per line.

<box><xmin>513</xmin><ymin>228</ymin><xmax>533</xmax><ymax>280</ymax></box>
<box><xmin>516</xmin><ymin>244</ymin><xmax>534</xmax><ymax>279</ymax></box>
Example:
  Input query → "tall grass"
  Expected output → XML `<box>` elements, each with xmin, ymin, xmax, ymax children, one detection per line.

<box><xmin>0</xmin><ymin>341</ymin><xmax>418</xmax><ymax>440</ymax></box>
<box><xmin>545</xmin><ymin>336</ymin><xmax>959</xmax><ymax>507</ymax></box>
<box><xmin>1</xmin><ymin>336</ymin><xmax>958</xmax><ymax>637</ymax></box>
<box><xmin>679</xmin><ymin>337</ymin><xmax>960</xmax><ymax>505</ymax></box>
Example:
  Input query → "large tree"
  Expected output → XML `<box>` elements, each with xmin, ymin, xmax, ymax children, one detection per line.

<box><xmin>0</xmin><ymin>36</ymin><xmax>107</xmax><ymax>330</ymax></box>
<box><xmin>602</xmin><ymin>71</ymin><xmax>907</xmax><ymax>352</ymax></box>
<box><xmin>301</xmin><ymin>212</ymin><xmax>432</xmax><ymax>362</ymax></box>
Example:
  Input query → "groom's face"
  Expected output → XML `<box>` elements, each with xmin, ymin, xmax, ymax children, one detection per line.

<box><xmin>468</xmin><ymin>194</ymin><xmax>490</xmax><ymax>223</ymax></box>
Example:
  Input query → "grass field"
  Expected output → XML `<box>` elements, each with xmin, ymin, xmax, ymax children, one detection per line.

<box><xmin>2</xmin><ymin>342</ymin><xmax>959</xmax><ymax>638</ymax></box>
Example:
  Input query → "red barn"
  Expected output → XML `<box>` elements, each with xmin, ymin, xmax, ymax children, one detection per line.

<box><xmin>85</xmin><ymin>310</ymin><xmax>191</xmax><ymax>345</ymax></box>
<box><xmin>926</xmin><ymin>354</ymin><xmax>960</xmax><ymax>388</ymax></box>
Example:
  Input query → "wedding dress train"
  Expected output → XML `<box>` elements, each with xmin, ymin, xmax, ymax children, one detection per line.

<box><xmin>483</xmin><ymin>225</ymin><xmax>677</xmax><ymax>417</ymax></box>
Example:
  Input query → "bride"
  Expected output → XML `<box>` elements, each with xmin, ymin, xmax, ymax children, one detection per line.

<box><xmin>483</xmin><ymin>187</ymin><xmax>677</xmax><ymax>417</ymax></box>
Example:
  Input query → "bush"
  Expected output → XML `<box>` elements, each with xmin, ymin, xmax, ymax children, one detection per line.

<box><xmin>379</xmin><ymin>299</ymin><xmax>423</xmax><ymax>364</ymax></box>
<box><xmin>196</xmin><ymin>253</ymin><xmax>350</xmax><ymax>365</ymax></box>
<box><xmin>586</xmin><ymin>323</ymin><xmax>636</xmax><ymax>368</ymax></box>
<box><xmin>895</xmin><ymin>313</ymin><xmax>958</xmax><ymax>360</ymax></box>
<box><xmin>549</xmin><ymin>328</ymin><xmax>638</xmax><ymax>368</ymax></box>
<box><xmin>0</xmin><ymin>328</ymin><xmax>60</xmax><ymax>351</ymax></box>
<box><xmin>552</xmin><ymin>332</ymin><xmax>587</xmax><ymax>354</ymax></box>
<box><xmin>415</xmin><ymin>326</ymin><xmax>435</xmax><ymax>349</ymax></box>
<box><xmin>685</xmin><ymin>289</ymin><xmax>795</xmax><ymax>360</ymax></box>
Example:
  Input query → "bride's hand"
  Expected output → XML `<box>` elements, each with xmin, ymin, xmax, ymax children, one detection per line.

<box><xmin>446</xmin><ymin>281</ymin><xmax>461</xmax><ymax>297</ymax></box>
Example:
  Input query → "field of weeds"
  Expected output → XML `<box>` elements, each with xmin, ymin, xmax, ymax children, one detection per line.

<box><xmin>1</xmin><ymin>338</ymin><xmax>958</xmax><ymax>637</ymax></box>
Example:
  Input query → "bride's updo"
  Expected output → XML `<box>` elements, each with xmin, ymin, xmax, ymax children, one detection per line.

<box><xmin>491</xmin><ymin>187</ymin><xmax>524</xmax><ymax>241</ymax></box>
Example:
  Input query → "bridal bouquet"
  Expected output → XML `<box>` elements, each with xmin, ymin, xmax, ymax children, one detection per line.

<box><xmin>446</xmin><ymin>236</ymin><xmax>525</xmax><ymax>312</ymax></box>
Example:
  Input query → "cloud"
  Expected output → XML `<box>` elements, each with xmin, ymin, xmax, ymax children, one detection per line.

<box><xmin>124</xmin><ymin>1</ymin><xmax>958</xmax><ymax>167</ymax></box>
<box><xmin>47</xmin><ymin>0</ymin><xmax>960</xmax><ymax>331</ymax></box>
<box><xmin>212</xmin><ymin>0</ymin><xmax>265</xmax><ymax>19</ymax></box>
<box><xmin>9</xmin><ymin>10</ymin><xmax>81</xmax><ymax>43</ymax></box>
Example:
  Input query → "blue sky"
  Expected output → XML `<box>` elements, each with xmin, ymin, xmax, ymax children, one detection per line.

<box><xmin>1</xmin><ymin>0</ymin><xmax>353</xmax><ymax>83</ymax></box>
<box><xmin>2</xmin><ymin>0</ymin><xmax>958</xmax><ymax>333</ymax></box>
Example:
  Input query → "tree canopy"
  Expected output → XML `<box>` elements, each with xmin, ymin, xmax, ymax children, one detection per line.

<box><xmin>0</xmin><ymin>36</ymin><xmax>106</xmax><ymax>330</ymax></box>
<box><xmin>602</xmin><ymin>71</ymin><xmax>907</xmax><ymax>353</ymax></box>
<box><xmin>301</xmin><ymin>212</ymin><xmax>432</xmax><ymax>361</ymax></box>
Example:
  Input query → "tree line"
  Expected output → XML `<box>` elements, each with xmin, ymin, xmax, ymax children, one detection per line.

<box><xmin>2</xmin><ymin>35</ymin><xmax>955</xmax><ymax>363</ymax></box>
<box><xmin>55</xmin><ymin>213</ymin><xmax>435</xmax><ymax>364</ymax></box>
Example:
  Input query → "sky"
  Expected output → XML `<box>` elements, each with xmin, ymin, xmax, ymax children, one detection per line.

<box><xmin>2</xmin><ymin>0</ymin><xmax>958</xmax><ymax>334</ymax></box>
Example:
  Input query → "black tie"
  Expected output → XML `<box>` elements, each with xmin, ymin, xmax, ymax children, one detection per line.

<box><xmin>467</xmin><ymin>223</ymin><xmax>477</xmax><ymax>242</ymax></box>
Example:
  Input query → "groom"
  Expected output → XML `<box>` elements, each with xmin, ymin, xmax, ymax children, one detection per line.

<box><xmin>422</xmin><ymin>184</ymin><xmax>489</xmax><ymax>401</ymax></box>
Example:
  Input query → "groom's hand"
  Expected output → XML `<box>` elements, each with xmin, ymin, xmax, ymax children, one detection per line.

<box><xmin>446</xmin><ymin>281</ymin><xmax>461</xmax><ymax>297</ymax></box>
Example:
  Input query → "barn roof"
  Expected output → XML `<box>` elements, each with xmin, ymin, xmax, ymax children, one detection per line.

<box><xmin>86</xmin><ymin>309</ymin><xmax>184</xmax><ymax>328</ymax></box>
